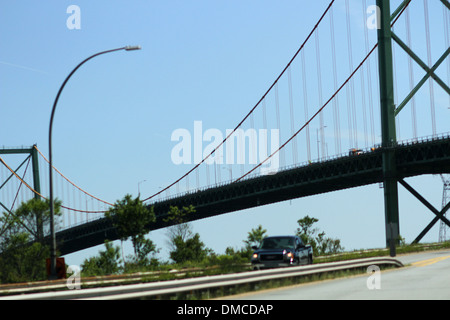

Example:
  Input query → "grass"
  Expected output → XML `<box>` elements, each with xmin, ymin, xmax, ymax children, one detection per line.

<box><xmin>1</xmin><ymin>241</ymin><xmax>448</xmax><ymax>297</ymax></box>
<box><xmin>110</xmin><ymin>242</ymin><xmax>450</xmax><ymax>300</ymax></box>
<box><xmin>315</xmin><ymin>241</ymin><xmax>450</xmax><ymax>264</ymax></box>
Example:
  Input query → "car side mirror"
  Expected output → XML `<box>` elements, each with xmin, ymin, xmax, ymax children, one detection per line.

<box><xmin>297</xmin><ymin>243</ymin><xmax>305</xmax><ymax>249</ymax></box>
<box><xmin>251</xmin><ymin>246</ymin><xmax>258</xmax><ymax>250</ymax></box>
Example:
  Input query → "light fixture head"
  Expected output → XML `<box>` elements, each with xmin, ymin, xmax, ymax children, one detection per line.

<box><xmin>124</xmin><ymin>45</ymin><xmax>142</xmax><ymax>51</ymax></box>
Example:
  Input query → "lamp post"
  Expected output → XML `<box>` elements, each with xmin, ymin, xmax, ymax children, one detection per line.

<box><xmin>48</xmin><ymin>45</ymin><xmax>141</xmax><ymax>279</ymax></box>
<box><xmin>138</xmin><ymin>180</ymin><xmax>147</xmax><ymax>197</ymax></box>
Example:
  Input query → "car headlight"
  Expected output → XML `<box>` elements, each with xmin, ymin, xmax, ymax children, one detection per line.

<box><xmin>287</xmin><ymin>252</ymin><xmax>293</xmax><ymax>258</ymax></box>
<box><xmin>252</xmin><ymin>253</ymin><xmax>258</xmax><ymax>259</ymax></box>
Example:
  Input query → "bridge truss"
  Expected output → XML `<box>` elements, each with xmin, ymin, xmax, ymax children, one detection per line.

<box><xmin>380</xmin><ymin>0</ymin><xmax>450</xmax><ymax>254</ymax></box>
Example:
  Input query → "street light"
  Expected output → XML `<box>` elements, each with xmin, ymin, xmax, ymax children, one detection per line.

<box><xmin>138</xmin><ymin>180</ymin><xmax>147</xmax><ymax>196</ymax></box>
<box><xmin>48</xmin><ymin>45</ymin><xmax>141</xmax><ymax>279</ymax></box>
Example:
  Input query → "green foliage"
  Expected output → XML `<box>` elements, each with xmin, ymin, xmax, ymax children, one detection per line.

<box><xmin>169</xmin><ymin>233</ymin><xmax>211</xmax><ymax>264</ymax></box>
<box><xmin>81</xmin><ymin>241</ymin><xmax>122</xmax><ymax>277</ymax></box>
<box><xmin>201</xmin><ymin>251</ymin><xmax>249</xmax><ymax>274</ymax></box>
<box><xmin>224</xmin><ymin>246</ymin><xmax>250</xmax><ymax>260</ymax></box>
<box><xmin>295</xmin><ymin>216</ymin><xmax>319</xmax><ymax>245</ymax></box>
<box><xmin>123</xmin><ymin>235</ymin><xmax>160</xmax><ymax>272</ymax></box>
<box><xmin>105</xmin><ymin>194</ymin><xmax>157</xmax><ymax>265</ymax></box>
<box><xmin>163</xmin><ymin>205</ymin><xmax>195</xmax><ymax>226</ymax></box>
<box><xmin>165</xmin><ymin>205</ymin><xmax>213</xmax><ymax>264</ymax></box>
<box><xmin>1</xmin><ymin>198</ymin><xmax>62</xmax><ymax>242</ymax></box>
<box><xmin>296</xmin><ymin>215</ymin><xmax>344</xmax><ymax>256</ymax></box>
<box><xmin>165</xmin><ymin>206</ymin><xmax>196</xmax><ymax>250</ymax></box>
<box><xmin>0</xmin><ymin>198</ymin><xmax>61</xmax><ymax>284</ymax></box>
<box><xmin>243</xmin><ymin>224</ymin><xmax>267</xmax><ymax>249</ymax></box>
<box><xmin>0</xmin><ymin>233</ymin><xmax>49</xmax><ymax>283</ymax></box>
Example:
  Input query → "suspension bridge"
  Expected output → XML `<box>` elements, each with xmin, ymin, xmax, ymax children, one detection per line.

<box><xmin>1</xmin><ymin>0</ymin><xmax>449</xmax><ymax>256</ymax></box>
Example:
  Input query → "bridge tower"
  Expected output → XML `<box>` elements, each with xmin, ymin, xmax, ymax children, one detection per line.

<box><xmin>0</xmin><ymin>146</ymin><xmax>42</xmax><ymax>236</ymax></box>
<box><xmin>376</xmin><ymin>0</ymin><xmax>400</xmax><ymax>255</ymax></box>
<box><xmin>377</xmin><ymin>0</ymin><xmax>450</xmax><ymax>253</ymax></box>
<box><xmin>439</xmin><ymin>175</ymin><xmax>450</xmax><ymax>242</ymax></box>
<box><xmin>0</xmin><ymin>146</ymin><xmax>41</xmax><ymax>199</ymax></box>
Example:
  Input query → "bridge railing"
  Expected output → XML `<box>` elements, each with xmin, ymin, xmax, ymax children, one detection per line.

<box><xmin>147</xmin><ymin>132</ymin><xmax>450</xmax><ymax>206</ymax></box>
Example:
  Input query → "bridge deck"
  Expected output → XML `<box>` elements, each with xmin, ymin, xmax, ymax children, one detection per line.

<box><xmin>56</xmin><ymin>135</ymin><xmax>450</xmax><ymax>255</ymax></box>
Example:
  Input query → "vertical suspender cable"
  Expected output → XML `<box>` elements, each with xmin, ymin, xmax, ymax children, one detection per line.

<box><xmin>60</xmin><ymin>171</ymin><xmax>65</xmax><ymax>228</ymax></box>
<box><xmin>78</xmin><ymin>186</ymin><xmax>82</xmax><ymax>225</ymax></box>
<box><xmin>405</xmin><ymin>7</ymin><xmax>417</xmax><ymax>138</ymax></box>
<box><xmin>275</xmin><ymin>83</ymin><xmax>285</xmax><ymax>167</ymax></box>
<box><xmin>66</xmin><ymin>175</ymin><xmax>71</xmax><ymax>227</ymax></box>
<box><xmin>423</xmin><ymin>0</ymin><xmax>436</xmax><ymax>136</ymax></box>
<box><xmin>301</xmin><ymin>50</ymin><xmax>311</xmax><ymax>161</ymax></box>
<box><xmin>216</xmin><ymin>160</ymin><xmax>221</xmax><ymax>184</ymax></box>
<box><xmin>361</xmin><ymin>64</ymin><xmax>369</xmax><ymax>147</ymax></box>
<box><xmin>359</xmin><ymin>0</ymin><xmax>368</xmax><ymax>147</ymax></box>
<box><xmin>345</xmin><ymin>0</ymin><xmax>355</xmax><ymax>148</ymax></box>
<box><xmin>196</xmin><ymin>166</ymin><xmax>200</xmax><ymax>190</ymax></box>
<box><xmin>143</xmin><ymin>0</ymin><xmax>336</xmax><ymax>202</ymax></box>
<box><xmin>288</xmin><ymin>67</ymin><xmax>298</xmax><ymax>164</ymax></box>
<box><xmin>364</xmin><ymin>0</ymin><xmax>376</xmax><ymax>146</ymax></box>
<box><xmin>444</xmin><ymin>6</ymin><xmax>450</xmax><ymax>110</ymax></box>
<box><xmin>262</xmin><ymin>99</ymin><xmax>268</xmax><ymax>131</ymax></box>
<box><xmin>73</xmin><ymin>186</ymin><xmax>77</xmax><ymax>225</ymax></box>
<box><xmin>392</xmin><ymin>24</ymin><xmax>400</xmax><ymax>140</ymax></box>
<box><xmin>262</xmin><ymin>98</ymin><xmax>268</xmax><ymax>174</ymax></box>
<box><xmin>250</xmin><ymin>110</ymin><xmax>256</xmax><ymax>174</ymax></box>
<box><xmin>330</xmin><ymin>5</ymin><xmax>341</xmax><ymax>154</ymax></box>
<box><xmin>84</xmin><ymin>194</ymin><xmax>88</xmax><ymax>223</ymax></box>
<box><xmin>186</xmin><ymin>174</ymin><xmax>190</xmax><ymax>193</ymax></box>
<box><xmin>205</xmin><ymin>163</ymin><xmax>210</xmax><ymax>186</ymax></box>
<box><xmin>315</xmin><ymin>29</ymin><xmax>325</xmax><ymax>159</ymax></box>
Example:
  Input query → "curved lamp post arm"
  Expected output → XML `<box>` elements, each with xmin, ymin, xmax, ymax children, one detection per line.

<box><xmin>49</xmin><ymin>46</ymin><xmax>141</xmax><ymax>138</ymax></box>
<box><xmin>48</xmin><ymin>45</ymin><xmax>141</xmax><ymax>279</ymax></box>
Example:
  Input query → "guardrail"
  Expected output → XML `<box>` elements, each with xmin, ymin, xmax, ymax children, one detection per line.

<box><xmin>0</xmin><ymin>257</ymin><xmax>403</xmax><ymax>300</ymax></box>
<box><xmin>0</xmin><ymin>267</ymin><xmax>212</xmax><ymax>296</ymax></box>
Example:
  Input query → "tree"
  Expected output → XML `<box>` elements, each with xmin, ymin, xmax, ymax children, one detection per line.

<box><xmin>238</xmin><ymin>224</ymin><xmax>267</xmax><ymax>258</ymax></box>
<box><xmin>0</xmin><ymin>198</ymin><xmax>61</xmax><ymax>283</ymax></box>
<box><xmin>296</xmin><ymin>216</ymin><xmax>319</xmax><ymax>246</ymax></box>
<box><xmin>81</xmin><ymin>241</ymin><xmax>122</xmax><ymax>276</ymax></box>
<box><xmin>222</xmin><ymin>225</ymin><xmax>268</xmax><ymax>261</ymax></box>
<box><xmin>1</xmin><ymin>198</ymin><xmax>62</xmax><ymax>243</ymax></box>
<box><xmin>124</xmin><ymin>234</ymin><xmax>159</xmax><ymax>268</ymax></box>
<box><xmin>243</xmin><ymin>225</ymin><xmax>267</xmax><ymax>249</ymax></box>
<box><xmin>169</xmin><ymin>233</ymin><xmax>210</xmax><ymax>264</ymax></box>
<box><xmin>296</xmin><ymin>215</ymin><xmax>344</xmax><ymax>256</ymax></box>
<box><xmin>164</xmin><ymin>205</ymin><xmax>196</xmax><ymax>248</ymax></box>
<box><xmin>164</xmin><ymin>205</ymin><xmax>211</xmax><ymax>264</ymax></box>
<box><xmin>0</xmin><ymin>233</ymin><xmax>49</xmax><ymax>283</ymax></box>
<box><xmin>105</xmin><ymin>195</ymin><xmax>157</xmax><ymax>266</ymax></box>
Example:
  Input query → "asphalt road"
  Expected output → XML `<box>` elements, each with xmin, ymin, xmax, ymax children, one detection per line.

<box><xmin>229</xmin><ymin>250</ymin><xmax>450</xmax><ymax>300</ymax></box>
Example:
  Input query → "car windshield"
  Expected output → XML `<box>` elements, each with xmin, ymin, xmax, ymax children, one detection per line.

<box><xmin>260</xmin><ymin>237</ymin><xmax>295</xmax><ymax>250</ymax></box>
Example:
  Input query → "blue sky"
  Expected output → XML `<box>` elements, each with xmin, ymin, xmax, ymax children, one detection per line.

<box><xmin>1</xmin><ymin>0</ymin><xmax>449</xmax><ymax>267</ymax></box>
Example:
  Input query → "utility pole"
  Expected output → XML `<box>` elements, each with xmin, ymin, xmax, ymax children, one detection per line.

<box><xmin>376</xmin><ymin>0</ymin><xmax>400</xmax><ymax>256</ymax></box>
